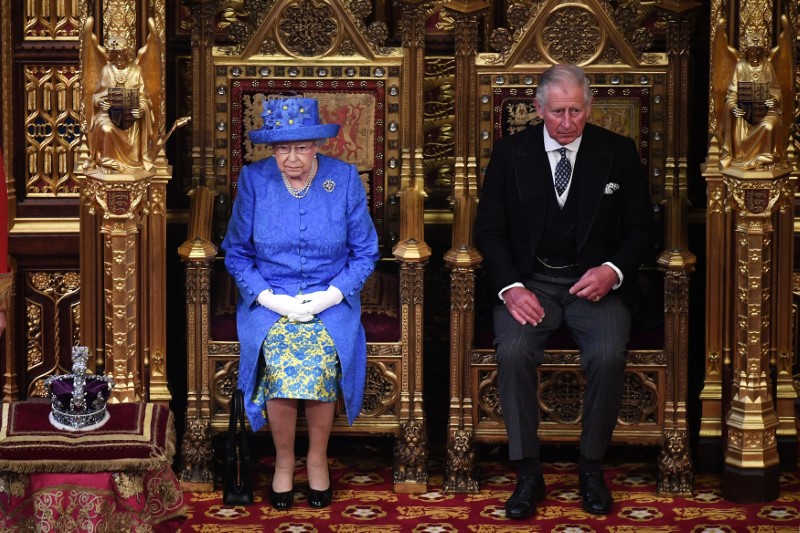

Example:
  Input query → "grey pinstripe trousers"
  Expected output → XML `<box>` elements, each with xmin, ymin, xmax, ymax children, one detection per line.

<box><xmin>493</xmin><ymin>273</ymin><xmax>631</xmax><ymax>462</ymax></box>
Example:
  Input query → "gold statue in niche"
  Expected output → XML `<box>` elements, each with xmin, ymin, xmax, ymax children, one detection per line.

<box><xmin>713</xmin><ymin>16</ymin><xmax>794</xmax><ymax>170</ymax></box>
<box><xmin>81</xmin><ymin>17</ymin><xmax>161</xmax><ymax>174</ymax></box>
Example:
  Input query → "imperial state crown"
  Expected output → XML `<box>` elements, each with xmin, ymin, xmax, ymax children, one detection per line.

<box><xmin>45</xmin><ymin>346</ymin><xmax>114</xmax><ymax>431</ymax></box>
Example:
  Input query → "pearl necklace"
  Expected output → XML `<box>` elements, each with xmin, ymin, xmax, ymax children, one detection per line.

<box><xmin>282</xmin><ymin>157</ymin><xmax>317</xmax><ymax>199</ymax></box>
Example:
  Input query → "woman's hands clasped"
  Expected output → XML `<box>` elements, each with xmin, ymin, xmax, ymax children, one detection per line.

<box><xmin>257</xmin><ymin>291</ymin><xmax>309</xmax><ymax>317</ymax></box>
<box><xmin>257</xmin><ymin>286</ymin><xmax>344</xmax><ymax>322</ymax></box>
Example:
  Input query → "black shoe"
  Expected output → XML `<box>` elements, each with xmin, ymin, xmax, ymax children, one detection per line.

<box><xmin>579</xmin><ymin>470</ymin><xmax>612</xmax><ymax>515</ymax></box>
<box><xmin>308</xmin><ymin>467</ymin><xmax>333</xmax><ymax>508</ymax></box>
<box><xmin>504</xmin><ymin>475</ymin><xmax>546</xmax><ymax>519</ymax></box>
<box><xmin>308</xmin><ymin>485</ymin><xmax>333</xmax><ymax>508</ymax></box>
<box><xmin>270</xmin><ymin>488</ymin><xmax>294</xmax><ymax>510</ymax></box>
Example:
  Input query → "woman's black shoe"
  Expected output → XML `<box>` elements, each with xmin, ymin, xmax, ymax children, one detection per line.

<box><xmin>270</xmin><ymin>489</ymin><xmax>294</xmax><ymax>510</ymax></box>
<box><xmin>308</xmin><ymin>485</ymin><xmax>333</xmax><ymax>508</ymax></box>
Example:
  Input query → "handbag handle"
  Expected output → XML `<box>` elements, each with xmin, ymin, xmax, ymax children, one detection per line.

<box><xmin>235</xmin><ymin>390</ymin><xmax>250</xmax><ymax>463</ymax></box>
<box><xmin>226</xmin><ymin>389</ymin><xmax>250</xmax><ymax>490</ymax></box>
<box><xmin>227</xmin><ymin>389</ymin><xmax>240</xmax><ymax>436</ymax></box>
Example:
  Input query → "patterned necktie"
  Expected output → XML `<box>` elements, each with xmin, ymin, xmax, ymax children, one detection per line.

<box><xmin>554</xmin><ymin>147</ymin><xmax>572</xmax><ymax>195</ymax></box>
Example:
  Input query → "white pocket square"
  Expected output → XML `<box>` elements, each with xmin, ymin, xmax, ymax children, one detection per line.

<box><xmin>604</xmin><ymin>182</ymin><xmax>620</xmax><ymax>195</ymax></box>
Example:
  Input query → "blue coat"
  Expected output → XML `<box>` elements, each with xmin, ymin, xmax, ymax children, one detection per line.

<box><xmin>222</xmin><ymin>154</ymin><xmax>379</xmax><ymax>431</ymax></box>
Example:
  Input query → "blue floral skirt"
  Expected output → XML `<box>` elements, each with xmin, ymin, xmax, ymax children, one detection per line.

<box><xmin>252</xmin><ymin>317</ymin><xmax>341</xmax><ymax>417</ymax></box>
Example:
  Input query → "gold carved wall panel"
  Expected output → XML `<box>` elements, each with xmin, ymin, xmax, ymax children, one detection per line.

<box><xmin>24</xmin><ymin>0</ymin><xmax>82</xmax><ymax>40</ymax></box>
<box><xmin>102</xmin><ymin>0</ymin><xmax>136</xmax><ymax>46</ymax></box>
<box><xmin>23</xmin><ymin>271</ymin><xmax>81</xmax><ymax>398</ymax></box>
<box><xmin>26</xmin><ymin>302</ymin><xmax>43</xmax><ymax>370</ymax></box>
<box><xmin>24</xmin><ymin>64</ymin><xmax>82</xmax><ymax>196</ymax></box>
<box><xmin>423</xmin><ymin>57</ymin><xmax>455</xmax><ymax>209</ymax></box>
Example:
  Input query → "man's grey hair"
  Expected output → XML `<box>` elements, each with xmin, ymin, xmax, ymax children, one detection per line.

<box><xmin>536</xmin><ymin>64</ymin><xmax>593</xmax><ymax>107</ymax></box>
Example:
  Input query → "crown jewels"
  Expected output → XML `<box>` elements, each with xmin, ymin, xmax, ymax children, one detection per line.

<box><xmin>45</xmin><ymin>346</ymin><xmax>114</xmax><ymax>431</ymax></box>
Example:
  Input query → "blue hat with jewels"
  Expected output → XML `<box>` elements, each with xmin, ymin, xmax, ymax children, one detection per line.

<box><xmin>249</xmin><ymin>97</ymin><xmax>341</xmax><ymax>144</ymax></box>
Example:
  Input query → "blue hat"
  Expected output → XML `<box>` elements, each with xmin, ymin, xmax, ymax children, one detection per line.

<box><xmin>248</xmin><ymin>97</ymin><xmax>341</xmax><ymax>144</ymax></box>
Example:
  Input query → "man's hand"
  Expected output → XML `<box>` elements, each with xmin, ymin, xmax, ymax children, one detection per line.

<box><xmin>569</xmin><ymin>265</ymin><xmax>618</xmax><ymax>302</ymax></box>
<box><xmin>257</xmin><ymin>290</ymin><xmax>312</xmax><ymax>317</ymax></box>
<box><xmin>502</xmin><ymin>286</ymin><xmax>545</xmax><ymax>326</ymax></box>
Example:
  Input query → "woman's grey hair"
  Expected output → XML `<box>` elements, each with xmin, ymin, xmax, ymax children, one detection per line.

<box><xmin>270</xmin><ymin>139</ymin><xmax>324</xmax><ymax>148</ymax></box>
<box><xmin>536</xmin><ymin>64</ymin><xmax>592</xmax><ymax>107</ymax></box>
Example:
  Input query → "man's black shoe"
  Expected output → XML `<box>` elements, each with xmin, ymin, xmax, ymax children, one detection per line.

<box><xmin>579</xmin><ymin>470</ymin><xmax>612</xmax><ymax>515</ymax></box>
<box><xmin>504</xmin><ymin>475</ymin><xmax>546</xmax><ymax>519</ymax></box>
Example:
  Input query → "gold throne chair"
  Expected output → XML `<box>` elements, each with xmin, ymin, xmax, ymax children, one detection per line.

<box><xmin>443</xmin><ymin>1</ymin><xmax>695</xmax><ymax>495</ymax></box>
<box><xmin>177</xmin><ymin>0</ymin><xmax>430</xmax><ymax>494</ymax></box>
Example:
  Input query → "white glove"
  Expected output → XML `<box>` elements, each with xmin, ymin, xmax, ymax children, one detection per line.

<box><xmin>257</xmin><ymin>290</ymin><xmax>312</xmax><ymax>317</ymax></box>
<box><xmin>287</xmin><ymin>311</ymin><xmax>315</xmax><ymax>323</ymax></box>
<box><xmin>300</xmin><ymin>286</ymin><xmax>344</xmax><ymax>315</ymax></box>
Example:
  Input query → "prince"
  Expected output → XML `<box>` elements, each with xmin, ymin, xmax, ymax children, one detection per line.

<box><xmin>474</xmin><ymin>64</ymin><xmax>653</xmax><ymax>518</ymax></box>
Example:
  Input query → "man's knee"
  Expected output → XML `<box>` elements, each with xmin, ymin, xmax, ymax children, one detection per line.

<box><xmin>496</xmin><ymin>340</ymin><xmax>541</xmax><ymax>374</ymax></box>
<box><xmin>583</xmin><ymin>347</ymin><xmax>627</xmax><ymax>378</ymax></box>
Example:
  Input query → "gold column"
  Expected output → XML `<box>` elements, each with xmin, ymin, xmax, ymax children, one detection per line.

<box><xmin>183</xmin><ymin>0</ymin><xmax>217</xmax><ymax>187</ymax></box>
<box><xmin>176</xmin><ymin>0</ymin><xmax>218</xmax><ymax>492</ymax></box>
<box><xmin>721</xmin><ymin>166</ymin><xmax>789</xmax><ymax>502</ymax></box>
<box><xmin>75</xmin><ymin>2</ymin><xmax>174</xmax><ymax>405</ymax></box>
<box><xmin>177</xmin><ymin>186</ymin><xmax>216</xmax><ymax>491</ymax></box>
<box><xmin>442</xmin><ymin>0</ymin><xmax>489</xmax><ymax>494</ymax></box>
<box><xmin>656</xmin><ymin>1</ymin><xmax>699</xmax><ymax>495</ymax></box>
<box><xmin>702</xmin><ymin>1</ymin><xmax>796</xmax><ymax>493</ymax></box>
<box><xmin>392</xmin><ymin>0</ymin><xmax>431</xmax><ymax>494</ymax></box>
<box><xmin>81</xmin><ymin>170</ymin><xmax>152</xmax><ymax>402</ymax></box>
<box><xmin>698</xmin><ymin>0</ymin><xmax>730</xmax><ymax>467</ymax></box>
<box><xmin>142</xmin><ymin>173</ymin><xmax>171</xmax><ymax>402</ymax></box>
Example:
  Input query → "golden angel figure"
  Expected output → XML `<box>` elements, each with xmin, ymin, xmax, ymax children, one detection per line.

<box><xmin>713</xmin><ymin>16</ymin><xmax>793</xmax><ymax>170</ymax></box>
<box><xmin>81</xmin><ymin>17</ymin><xmax>162</xmax><ymax>173</ymax></box>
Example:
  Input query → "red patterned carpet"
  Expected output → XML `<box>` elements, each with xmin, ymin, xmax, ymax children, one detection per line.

<box><xmin>177</xmin><ymin>438</ymin><xmax>800</xmax><ymax>532</ymax></box>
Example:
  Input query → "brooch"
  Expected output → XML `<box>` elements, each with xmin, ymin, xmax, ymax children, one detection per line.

<box><xmin>604</xmin><ymin>182</ymin><xmax>620</xmax><ymax>195</ymax></box>
<box><xmin>323</xmin><ymin>179</ymin><xmax>335</xmax><ymax>192</ymax></box>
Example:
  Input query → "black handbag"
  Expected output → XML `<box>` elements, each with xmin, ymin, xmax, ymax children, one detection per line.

<box><xmin>223</xmin><ymin>389</ymin><xmax>253</xmax><ymax>505</ymax></box>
